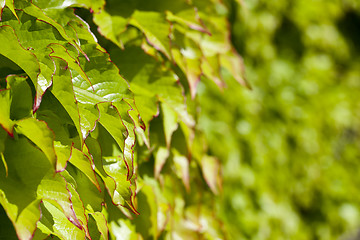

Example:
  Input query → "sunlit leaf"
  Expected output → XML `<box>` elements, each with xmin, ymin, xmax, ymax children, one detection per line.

<box><xmin>0</xmin><ymin>25</ymin><xmax>39</xmax><ymax>99</ymax></box>
<box><xmin>89</xmin><ymin>212</ymin><xmax>109</xmax><ymax>240</ymax></box>
<box><xmin>201</xmin><ymin>155</ymin><xmax>221</xmax><ymax>195</ymax></box>
<box><xmin>161</xmin><ymin>102</ymin><xmax>179</xmax><ymax>148</ymax></box>
<box><xmin>37</xmin><ymin>170</ymin><xmax>82</xmax><ymax>229</ymax></box>
<box><xmin>41</xmin><ymin>200</ymin><xmax>86</xmax><ymax>240</ymax></box>
<box><xmin>154</xmin><ymin>146</ymin><xmax>169</xmax><ymax>178</ymax></box>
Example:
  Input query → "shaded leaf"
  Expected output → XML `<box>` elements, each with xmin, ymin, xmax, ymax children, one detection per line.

<box><xmin>50</xmin><ymin>56</ymin><xmax>83</xmax><ymax>143</ymax></box>
<box><xmin>0</xmin><ymin>136</ymin><xmax>51</xmax><ymax>240</ymax></box>
<box><xmin>0</xmin><ymin>204</ymin><xmax>17</xmax><ymax>240</ymax></box>
<box><xmin>0</xmin><ymin>88</ymin><xmax>13</xmax><ymax>135</ymax></box>
<box><xmin>93</xmin><ymin>8</ymin><xmax>128</xmax><ymax>48</ymax></box>
<box><xmin>133</xmin><ymin>184</ymin><xmax>158</xmax><ymax>239</ymax></box>
<box><xmin>6</xmin><ymin>75</ymin><xmax>33</xmax><ymax>120</ymax></box>
<box><xmin>172</xmin><ymin>149</ymin><xmax>190</xmax><ymax>191</ymax></box>
<box><xmin>69</xmin><ymin>147</ymin><xmax>101</xmax><ymax>191</ymax></box>
<box><xmin>15</xmin><ymin>118</ymin><xmax>56</xmax><ymax>168</ymax></box>
<box><xmin>129</xmin><ymin>10</ymin><xmax>172</xmax><ymax>59</ymax></box>
<box><xmin>66</xmin><ymin>160</ymin><xmax>105</xmax><ymax>213</ymax></box>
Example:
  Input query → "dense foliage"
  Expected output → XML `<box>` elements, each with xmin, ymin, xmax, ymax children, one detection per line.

<box><xmin>0</xmin><ymin>0</ymin><xmax>245</xmax><ymax>239</ymax></box>
<box><xmin>208</xmin><ymin>0</ymin><xmax>360</xmax><ymax>239</ymax></box>
<box><xmin>1</xmin><ymin>0</ymin><xmax>360</xmax><ymax>240</ymax></box>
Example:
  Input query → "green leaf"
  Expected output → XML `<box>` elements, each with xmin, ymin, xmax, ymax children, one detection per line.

<box><xmin>141</xmin><ymin>176</ymin><xmax>171</xmax><ymax>236</ymax></box>
<box><xmin>0</xmin><ymin>204</ymin><xmax>17</xmax><ymax>240</ymax></box>
<box><xmin>0</xmin><ymin>196</ymin><xmax>42</xmax><ymax>240</ymax></box>
<box><xmin>0</xmin><ymin>88</ymin><xmax>14</xmax><ymax>135</ymax></box>
<box><xmin>0</xmin><ymin>136</ymin><xmax>52</xmax><ymax>239</ymax></box>
<box><xmin>161</xmin><ymin>102</ymin><xmax>179</xmax><ymax>148</ymax></box>
<box><xmin>14</xmin><ymin>199</ymin><xmax>42</xmax><ymax>240</ymax></box>
<box><xmin>112</xmin><ymin>101</ymin><xmax>137</xmax><ymax>180</ymax></box>
<box><xmin>50</xmin><ymin>57</ymin><xmax>82</xmax><ymax>143</ymax></box>
<box><xmin>124</xmin><ymin>98</ymin><xmax>149</xmax><ymax>148</ymax></box>
<box><xmin>36</xmin><ymin>100</ymin><xmax>80</xmax><ymax>148</ymax></box>
<box><xmin>0</xmin><ymin>5</ymin><xmax>134</xmax><ymax>151</ymax></box>
<box><xmin>86</xmin><ymin>134</ymin><xmax>137</xmax><ymax>214</ymax></box>
<box><xmin>166</xmin><ymin>7</ymin><xmax>209</xmax><ymax>33</ymax></box>
<box><xmin>32</xmin><ymin>0</ymin><xmax>105</xmax><ymax>13</ymax></box>
<box><xmin>201</xmin><ymin>155</ymin><xmax>221</xmax><ymax>195</ymax></box>
<box><xmin>0</xmin><ymin>129</ymin><xmax>6</xmax><ymax>175</ymax></box>
<box><xmin>93</xmin><ymin>6</ymin><xmax>128</xmax><ymax>48</ymax></box>
<box><xmin>133</xmin><ymin>184</ymin><xmax>158</xmax><ymax>239</ymax></box>
<box><xmin>102</xmin><ymin>155</ymin><xmax>138</xmax><ymax>214</ymax></box>
<box><xmin>4</xmin><ymin>0</ymin><xmax>19</xmax><ymax>21</ymax></box>
<box><xmin>0</xmin><ymin>1</ymin><xmax>251</xmax><ymax>239</ymax></box>
<box><xmin>89</xmin><ymin>212</ymin><xmax>109</xmax><ymax>240</ymax></box>
<box><xmin>220</xmin><ymin>49</ymin><xmax>249</xmax><ymax>88</ymax></box>
<box><xmin>65</xmin><ymin>162</ymin><xmax>105</xmax><ymax>213</ymax></box>
<box><xmin>0</xmin><ymin>0</ymin><xmax>5</xmax><ymax>10</ymax></box>
<box><xmin>109</xmin><ymin>218</ymin><xmax>138</xmax><ymax>240</ymax></box>
<box><xmin>97</xmin><ymin>103</ymin><xmax>126</xmax><ymax>153</ymax></box>
<box><xmin>131</xmin><ymin>94</ymin><xmax>158</xmax><ymax>143</ymax></box>
<box><xmin>40</xmin><ymin>200</ymin><xmax>86</xmax><ymax>240</ymax></box>
<box><xmin>154</xmin><ymin>146</ymin><xmax>169</xmax><ymax>178</ymax></box>
<box><xmin>6</xmin><ymin>75</ymin><xmax>33</xmax><ymax>120</ymax></box>
<box><xmin>110</xmin><ymin>46</ymin><xmax>195</xmax><ymax>133</ymax></box>
<box><xmin>62</xmin><ymin>171</ymin><xmax>92</xmax><ymax>239</ymax></box>
<box><xmin>129</xmin><ymin>10</ymin><xmax>172</xmax><ymax>59</ymax></box>
<box><xmin>37</xmin><ymin>171</ymin><xmax>82</xmax><ymax>229</ymax></box>
<box><xmin>49</xmin><ymin>43</ymin><xmax>92</xmax><ymax>88</ymax></box>
<box><xmin>54</xmin><ymin>141</ymin><xmax>71</xmax><ymax>172</ymax></box>
<box><xmin>172</xmin><ymin>149</ymin><xmax>190</xmax><ymax>191</ymax></box>
<box><xmin>0</xmin><ymin>25</ymin><xmax>39</xmax><ymax>95</ymax></box>
<box><xmin>171</xmin><ymin>32</ymin><xmax>203</xmax><ymax>98</ymax></box>
<box><xmin>14</xmin><ymin>0</ymin><xmax>88</xmax><ymax>60</ymax></box>
<box><xmin>91</xmin><ymin>101</ymin><xmax>137</xmax><ymax>182</ymax></box>
<box><xmin>71</xmin><ymin>43</ymin><xmax>132</xmax><ymax>102</ymax></box>
<box><xmin>15</xmin><ymin>118</ymin><xmax>56</xmax><ymax>168</ymax></box>
<box><xmin>69</xmin><ymin>147</ymin><xmax>101</xmax><ymax>191</ymax></box>
<box><xmin>0</xmin><ymin>9</ymin><xmax>61</xmax><ymax>110</ymax></box>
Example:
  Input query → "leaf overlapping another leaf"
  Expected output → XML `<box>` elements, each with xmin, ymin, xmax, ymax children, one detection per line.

<box><xmin>0</xmin><ymin>0</ymin><xmax>241</xmax><ymax>239</ymax></box>
<box><xmin>0</xmin><ymin>0</ymin><xmax>142</xmax><ymax>239</ymax></box>
<box><xmin>93</xmin><ymin>0</ymin><xmax>248</xmax><ymax>97</ymax></box>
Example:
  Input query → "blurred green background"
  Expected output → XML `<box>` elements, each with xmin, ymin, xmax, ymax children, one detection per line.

<box><xmin>198</xmin><ymin>0</ymin><xmax>360</xmax><ymax>239</ymax></box>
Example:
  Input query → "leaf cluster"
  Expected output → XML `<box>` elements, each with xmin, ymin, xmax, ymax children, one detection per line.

<box><xmin>0</xmin><ymin>0</ymin><xmax>244</xmax><ymax>239</ymax></box>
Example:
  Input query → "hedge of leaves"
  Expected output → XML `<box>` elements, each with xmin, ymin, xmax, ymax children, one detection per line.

<box><xmin>0</xmin><ymin>0</ymin><xmax>246</xmax><ymax>239</ymax></box>
<box><xmin>205</xmin><ymin>0</ymin><xmax>360</xmax><ymax>239</ymax></box>
<box><xmin>2</xmin><ymin>0</ymin><xmax>360</xmax><ymax>239</ymax></box>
